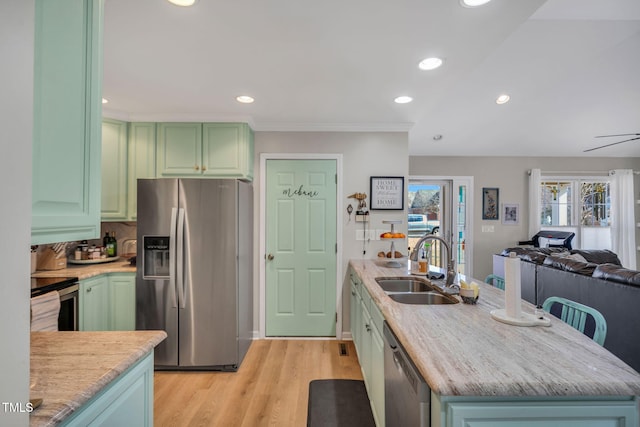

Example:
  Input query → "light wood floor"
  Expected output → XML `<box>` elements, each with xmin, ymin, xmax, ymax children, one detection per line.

<box><xmin>154</xmin><ymin>340</ymin><xmax>363</xmax><ymax>427</ymax></box>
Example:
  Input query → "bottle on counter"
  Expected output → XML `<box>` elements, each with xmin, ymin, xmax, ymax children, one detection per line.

<box><xmin>107</xmin><ymin>231</ymin><xmax>117</xmax><ymax>257</ymax></box>
<box><xmin>79</xmin><ymin>240</ymin><xmax>89</xmax><ymax>260</ymax></box>
<box><xmin>419</xmin><ymin>242</ymin><xmax>431</xmax><ymax>274</ymax></box>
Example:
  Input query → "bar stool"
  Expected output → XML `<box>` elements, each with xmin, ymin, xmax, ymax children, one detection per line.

<box><xmin>484</xmin><ymin>274</ymin><xmax>505</xmax><ymax>290</ymax></box>
<box><xmin>542</xmin><ymin>296</ymin><xmax>607</xmax><ymax>346</ymax></box>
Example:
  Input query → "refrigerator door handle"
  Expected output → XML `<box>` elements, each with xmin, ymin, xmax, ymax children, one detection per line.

<box><xmin>176</xmin><ymin>207</ymin><xmax>186</xmax><ymax>309</ymax></box>
<box><xmin>169</xmin><ymin>207</ymin><xmax>178</xmax><ymax>308</ymax></box>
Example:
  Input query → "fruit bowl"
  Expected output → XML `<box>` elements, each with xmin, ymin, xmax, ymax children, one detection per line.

<box><xmin>380</xmin><ymin>232</ymin><xmax>406</xmax><ymax>239</ymax></box>
<box><xmin>375</xmin><ymin>255</ymin><xmax>408</xmax><ymax>267</ymax></box>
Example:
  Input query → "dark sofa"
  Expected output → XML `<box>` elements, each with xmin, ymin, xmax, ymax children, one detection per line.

<box><xmin>493</xmin><ymin>248</ymin><xmax>640</xmax><ymax>372</ymax></box>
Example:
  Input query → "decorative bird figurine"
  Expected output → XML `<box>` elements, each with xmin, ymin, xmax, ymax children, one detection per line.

<box><xmin>348</xmin><ymin>192</ymin><xmax>367</xmax><ymax>211</ymax></box>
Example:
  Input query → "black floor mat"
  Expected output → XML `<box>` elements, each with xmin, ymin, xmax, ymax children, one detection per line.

<box><xmin>307</xmin><ymin>379</ymin><xmax>376</xmax><ymax>427</ymax></box>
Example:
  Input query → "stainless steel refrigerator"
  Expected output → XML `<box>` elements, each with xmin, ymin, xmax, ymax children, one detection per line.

<box><xmin>136</xmin><ymin>178</ymin><xmax>253</xmax><ymax>370</ymax></box>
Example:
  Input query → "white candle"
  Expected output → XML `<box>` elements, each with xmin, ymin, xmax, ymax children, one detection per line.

<box><xmin>504</xmin><ymin>252</ymin><xmax>522</xmax><ymax>319</ymax></box>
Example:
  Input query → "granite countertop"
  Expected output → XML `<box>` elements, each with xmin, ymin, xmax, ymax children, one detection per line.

<box><xmin>350</xmin><ymin>259</ymin><xmax>640</xmax><ymax>397</ymax></box>
<box><xmin>29</xmin><ymin>330</ymin><xmax>166</xmax><ymax>427</ymax></box>
<box><xmin>31</xmin><ymin>260</ymin><xmax>136</xmax><ymax>280</ymax></box>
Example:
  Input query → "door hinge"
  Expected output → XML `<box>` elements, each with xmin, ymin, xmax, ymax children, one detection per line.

<box><xmin>335</xmin><ymin>174</ymin><xmax>337</xmax><ymax>184</ymax></box>
<box><xmin>335</xmin><ymin>243</ymin><xmax>338</xmax><ymax>253</ymax></box>
<box><xmin>336</xmin><ymin>312</ymin><xmax>338</xmax><ymax>323</ymax></box>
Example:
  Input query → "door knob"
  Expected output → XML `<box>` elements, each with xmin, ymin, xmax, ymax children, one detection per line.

<box><xmin>267</xmin><ymin>254</ymin><xmax>274</xmax><ymax>261</ymax></box>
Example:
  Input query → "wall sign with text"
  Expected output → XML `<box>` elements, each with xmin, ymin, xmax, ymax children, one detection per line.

<box><xmin>370</xmin><ymin>176</ymin><xmax>404</xmax><ymax>210</ymax></box>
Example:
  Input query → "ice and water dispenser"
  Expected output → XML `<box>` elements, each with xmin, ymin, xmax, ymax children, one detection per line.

<box><xmin>142</xmin><ymin>236</ymin><xmax>170</xmax><ymax>278</ymax></box>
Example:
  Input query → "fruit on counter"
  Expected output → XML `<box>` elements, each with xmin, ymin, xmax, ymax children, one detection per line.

<box><xmin>380</xmin><ymin>232</ymin><xmax>406</xmax><ymax>238</ymax></box>
<box><xmin>377</xmin><ymin>251</ymin><xmax>404</xmax><ymax>259</ymax></box>
<box><xmin>460</xmin><ymin>279</ymin><xmax>480</xmax><ymax>298</ymax></box>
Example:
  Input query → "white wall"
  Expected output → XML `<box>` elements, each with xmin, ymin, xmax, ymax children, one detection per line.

<box><xmin>0</xmin><ymin>1</ymin><xmax>33</xmax><ymax>425</ymax></box>
<box><xmin>254</xmin><ymin>131</ymin><xmax>409</xmax><ymax>335</ymax></box>
<box><xmin>410</xmin><ymin>156</ymin><xmax>640</xmax><ymax>280</ymax></box>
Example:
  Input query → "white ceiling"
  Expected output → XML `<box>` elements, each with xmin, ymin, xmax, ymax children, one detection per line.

<box><xmin>102</xmin><ymin>0</ymin><xmax>640</xmax><ymax>157</ymax></box>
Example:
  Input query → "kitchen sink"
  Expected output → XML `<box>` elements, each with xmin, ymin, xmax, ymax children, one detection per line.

<box><xmin>375</xmin><ymin>277</ymin><xmax>438</xmax><ymax>293</ymax></box>
<box><xmin>375</xmin><ymin>276</ymin><xmax>459</xmax><ymax>305</ymax></box>
<box><xmin>387</xmin><ymin>292</ymin><xmax>458</xmax><ymax>305</ymax></box>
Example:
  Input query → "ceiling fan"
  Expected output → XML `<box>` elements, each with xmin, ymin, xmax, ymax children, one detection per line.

<box><xmin>583</xmin><ymin>133</ymin><xmax>640</xmax><ymax>153</ymax></box>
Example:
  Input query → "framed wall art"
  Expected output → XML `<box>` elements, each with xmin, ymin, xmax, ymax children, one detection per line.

<box><xmin>370</xmin><ymin>176</ymin><xmax>404</xmax><ymax>210</ymax></box>
<box><xmin>502</xmin><ymin>203</ymin><xmax>519</xmax><ymax>225</ymax></box>
<box><xmin>482</xmin><ymin>187</ymin><xmax>499</xmax><ymax>220</ymax></box>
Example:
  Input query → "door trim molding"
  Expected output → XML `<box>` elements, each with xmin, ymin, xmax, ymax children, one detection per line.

<box><xmin>410</xmin><ymin>175</ymin><xmax>474</xmax><ymax>278</ymax></box>
<box><xmin>259</xmin><ymin>153</ymin><xmax>343</xmax><ymax>339</ymax></box>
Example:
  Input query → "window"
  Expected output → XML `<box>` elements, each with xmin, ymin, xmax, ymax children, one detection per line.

<box><xmin>408</xmin><ymin>177</ymin><xmax>473</xmax><ymax>277</ymax></box>
<box><xmin>539</xmin><ymin>177</ymin><xmax>611</xmax><ymax>249</ymax></box>
<box><xmin>581</xmin><ymin>182</ymin><xmax>610</xmax><ymax>226</ymax></box>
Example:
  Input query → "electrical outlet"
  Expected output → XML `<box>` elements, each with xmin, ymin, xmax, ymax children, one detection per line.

<box><xmin>482</xmin><ymin>225</ymin><xmax>495</xmax><ymax>233</ymax></box>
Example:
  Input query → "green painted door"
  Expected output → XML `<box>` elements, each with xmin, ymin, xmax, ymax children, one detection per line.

<box><xmin>266</xmin><ymin>159</ymin><xmax>337</xmax><ymax>336</ymax></box>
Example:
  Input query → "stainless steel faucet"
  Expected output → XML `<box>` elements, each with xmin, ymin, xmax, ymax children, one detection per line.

<box><xmin>410</xmin><ymin>234</ymin><xmax>457</xmax><ymax>289</ymax></box>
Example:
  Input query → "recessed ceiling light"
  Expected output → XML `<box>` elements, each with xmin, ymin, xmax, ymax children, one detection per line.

<box><xmin>394</xmin><ymin>96</ymin><xmax>413</xmax><ymax>104</ymax></box>
<box><xmin>236</xmin><ymin>95</ymin><xmax>255</xmax><ymax>104</ymax></box>
<box><xmin>167</xmin><ymin>0</ymin><xmax>197</xmax><ymax>6</ymax></box>
<box><xmin>460</xmin><ymin>0</ymin><xmax>492</xmax><ymax>7</ymax></box>
<box><xmin>433</xmin><ymin>134</ymin><xmax>443</xmax><ymax>141</ymax></box>
<box><xmin>102</xmin><ymin>98</ymin><xmax>108</xmax><ymax>104</ymax></box>
<box><xmin>496</xmin><ymin>94</ymin><xmax>510</xmax><ymax>105</ymax></box>
<box><xmin>418</xmin><ymin>57</ymin><xmax>443</xmax><ymax>71</ymax></box>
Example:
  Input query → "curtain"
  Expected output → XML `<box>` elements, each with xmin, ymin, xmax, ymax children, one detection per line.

<box><xmin>610</xmin><ymin>169</ymin><xmax>636</xmax><ymax>269</ymax></box>
<box><xmin>528</xmin><ymin>169</ymin><xmax>541</xmax><ymax>239</ymax></box>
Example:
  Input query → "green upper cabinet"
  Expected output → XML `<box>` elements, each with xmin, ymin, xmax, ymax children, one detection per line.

<box><xmin>127</xmin><ymin>122</ymin><xmax>156</xmax><ymax>221</ymax></box>
<box><xmin>157</xmin><ymin>122</ymin><xmax>253</xmax><ymax>181</ymax></box>
<box><xmin>202</xmin><ymin>123</ymin><xmax>254</xmax><ymax>180</ymax></box>
<box><xmin>101</xmin><ymin>121</ymin><xmax>156</xmax><ymax>221</ymax></box>
<box><xmin>101</xmin><ymin>119</ymin><xmax>128</xmax><ymax>220</ymax></box>
<box><xmin>32</xmin><ymin>0</ymin><xmax>104</xmax><ymax>245</ymax></box>
<box><xmin>156</xmin><ymin>123</ymin><xmax>203</xmax><ymax>176</ymax></box>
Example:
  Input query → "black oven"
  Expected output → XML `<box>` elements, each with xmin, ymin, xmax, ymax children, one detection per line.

<box><xmin>31</xmin><ymin>277</ymin><xmax>79</xmax><ymax>331</ymax></box>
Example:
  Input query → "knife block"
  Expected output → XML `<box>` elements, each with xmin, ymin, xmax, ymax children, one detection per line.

<box><xmin>37</xmin><ymin>248</ymin><xmax>67</xmax><ymax>270</ymax></box>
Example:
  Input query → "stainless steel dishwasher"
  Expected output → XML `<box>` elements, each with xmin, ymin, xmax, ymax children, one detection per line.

<box><xmin>383</xmin><ymin>321</ymin><xmax>430</xmax><ymax>427</ymax></box>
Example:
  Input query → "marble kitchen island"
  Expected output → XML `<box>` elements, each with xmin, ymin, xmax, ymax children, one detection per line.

<box><xmin>349</xmin><ymin>259</ymin><xmax>640</xmax><ymax>426</ymax></box>
<box><xmin>29</xmin><ymin>330</ymin><xmax>166</xmax><ymax>427</ymax></box>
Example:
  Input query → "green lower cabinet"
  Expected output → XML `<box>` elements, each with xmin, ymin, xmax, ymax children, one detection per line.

<box><xmin>359</xmin><ymin>299</ymin><xmax>373</xmax><ymax>384</ymax></box>
<box><xmin>432</xmin><ymin>394</ymin><xmax>639</xmax><ymax>427</ymax></box>
<box><xmin>80</xmin><ymin>273</ymin><xmax>135</xmax><ymax>331</ymax></box>
<box><xmin>80</xmin><ymin>275</ymin><xmax>110</xmax><ymax>331</ymax></box>
<box><xmin>369</xmin><ymin>308</ymin><xmax>385</xmax><ymax>426</ymax></box>
<box><xmin>350</xmin><ymin>269</ymin><xmax>385</xmax><ymax>426</ymax></box>
<box><xmin>109</xmin><ymin>273</ymin><xmax>136</xmax><ymax>331</ymax></box>
<box><xmin>60</xmin><ymin>351</ymin><xmax>154</xmax><ymax>426</ymax></box>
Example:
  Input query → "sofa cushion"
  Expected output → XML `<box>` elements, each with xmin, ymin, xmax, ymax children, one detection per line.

<box><xmin>571</xmin><ymin>249</ymin><xmax>622</xmax><ymax>266</ymax></box>
<box><xmin>500</xmin><ymin>247</ymin><xmax>568</xmax><ymax>265</ymax></box>
<box><xmin>593</xmin><ymin>263</ymin><xmax>640</xmax><ymax>286</ymax></box>
<box><xmin>543</xmin><ymin>255</ymin><xmax>598</xmax><ymax>276</ymax></box>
